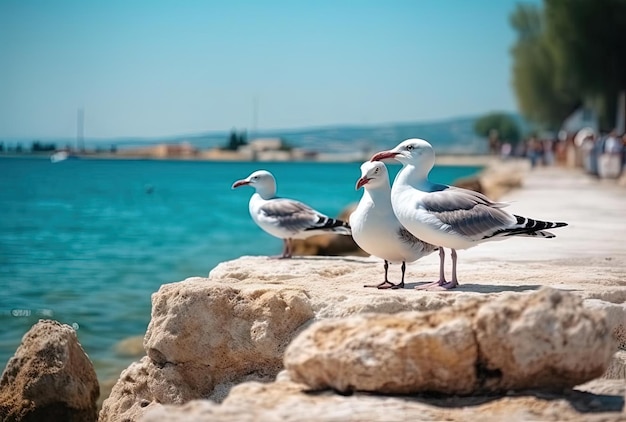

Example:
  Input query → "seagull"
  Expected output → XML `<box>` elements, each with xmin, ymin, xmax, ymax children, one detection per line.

<box><xmin>232</xmin><ymin>170</ymin><xmax>351</xmax><ymax>258</ymax></box>
<box><xmin>370</xmin><ymin>139</ymin><xmax>567</xmax><ymax>290</ymax></box>
<box><xmin>350</xmin><ymin>161</ymin><xmax>438</xmax><ymax>289</ymax></box>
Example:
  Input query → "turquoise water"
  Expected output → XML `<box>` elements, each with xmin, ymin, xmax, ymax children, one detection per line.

<box><xmin>0</xmin><ymin>157</ymin><xmax>481</xmax><ymax>381</ymax></box>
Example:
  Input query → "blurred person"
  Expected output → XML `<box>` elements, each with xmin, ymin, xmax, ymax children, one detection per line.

<box><xmin>526</xmin><ymin>136</ymin><xmax>542</xmax><ymax>168</ymax></box>
<box><xmin>543</xmin><ymin>138</ymin><xmax>555</xmax><ymax>166</ymax></box>
<box><xmin>622</xmin><ymin>134</ymin><xmax>626</xmax><ymax>172</ymax></box>
<box><xmin>500</xmin><ymin>142</ymin><xmax>512</xmax><ymax>160</ymax></box>
<box><xmin>598</xmin><ymin>129</ymin><xmax>623</xmax><ymax>178</ymax></box>
<box><xmin>581</xmin><ymin>133</ymin><xmax>597</xmax><ymax>175</ymax></box>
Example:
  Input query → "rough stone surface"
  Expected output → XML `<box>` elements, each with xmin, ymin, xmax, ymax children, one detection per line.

<box><xmin>0</xmin><ymin>319</ymin><xmax>99</xmax><ymax>422</ymax></box>
<box><xmin>139</xmin><ymin>375</ymin><xmax>625</xmax><ymax>422</ymax></box>
<box><xmin>99</xmin><ymin>282</ymin><xmax>314</xmax><ymax>420</ymax></box>
<box><xmin>285</xmin><ymin>288</ymin><xmax>615</xmax><ymax>395</ymax></box>
<box><xmin>285</xmin><ymin>309</ymin><xmax>480</xmax><ymax>395</ymax></box>
<box><xmin>604</xmin><ymin>351</ymin><xmax>626</xmax><ymax>380</ymax></box>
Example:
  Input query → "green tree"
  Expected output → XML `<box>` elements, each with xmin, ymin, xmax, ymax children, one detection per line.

<box><xmin>543</xmin><ymin>0</ymin><xmax>626</xmax><ymax>130</ymax></box>
<box><xmin>474</xmin><ymin>112</ymin><xmax>521</xmax><ymax>153</ymax></box>
<box><xmin>510</xmin><ymin>0</ymin><xmax>626</xmax><ymax>130</ymax></box>
<box><xmin>223</xmin><ymin>129</ymin><xmax>248</xmax><ymax>151</ymax></box>
<box><xmin>510</xmin><ymin>3</ymin><xmax>579</xmax><ymax>129</ymax></box>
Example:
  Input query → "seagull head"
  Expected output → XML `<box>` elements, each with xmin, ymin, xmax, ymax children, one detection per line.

<box><xmin>232</xmin><ymin>170</ymin><xmax>277</xmax><ymax>198</ymax></box>
<box><xmin>355</xmin><ymin>161</ymin><xmax>389</xmax><ymax>190</ymax></box>
<box><xmin>370</xmin><ymin>138</ymin><xmax>435</xmax><ymax>171</ymax></box>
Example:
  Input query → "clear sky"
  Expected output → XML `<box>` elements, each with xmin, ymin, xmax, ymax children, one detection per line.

<box><xmin>0</xmin><ymin>0</ymin><xmax>535</xmax><ymax>139</ymax></box>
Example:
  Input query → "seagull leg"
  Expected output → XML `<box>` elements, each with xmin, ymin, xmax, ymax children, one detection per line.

<box><xmin>415</xmin><ymin>247</ymin><xmax>447</xmax><ymax>290</ymax></box>
<box><xmin>364</xmin><ymin>260</ymin><xmax>397</xmax><ymax>289</ymax></box>
<box><xmin>270</xmin><ymin>239</ymin><xmax>293</xmax><ymax>259</ymax></box>
<box><xmin>283</xmin><ymin>239</ymin><xmax>293</xmax><ymax>259</ymax></box>
<box><xmin>391</xmin><ymin>261</ymin><xmax>406</xmax><ymax>289</ymax></box>
<box><xmin>430</xmin><ymin>248</ymin><xmax>459</xmax><ymax>290</ymax></box>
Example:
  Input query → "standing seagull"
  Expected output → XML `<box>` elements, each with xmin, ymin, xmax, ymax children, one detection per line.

<box><xmin>350</xmin><ymin>161</ymin><xmax>438</xmax><ymax>289</ymax></box>
<box><xmin>370</xmin><ymin>139</ymin><xmax>567</xmax><ymax>290</ymax></box>
<box><xmin>232</xmin><ymin>170</ymin><xmax>351</xmax><ymax>258</ymax></box>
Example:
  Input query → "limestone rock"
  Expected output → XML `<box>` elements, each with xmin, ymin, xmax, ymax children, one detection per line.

<box><xmin>0</xmin><ymin>319</ymin><xmax>99</xmax><ymax>422</ymax></box>
<box><xmin>139</xmin><ymin>376</ymin><xmax>626</xmax><ymax>422</ymax></box>
<box><xmin>100</xmin><ymin>279</ymin><xmax>314</xmax><ymax>420</ymax></box>
<box><xmin>285</xmin><ymin>288</ymin><xmax>615</xmax><ymax>395</ymax></box>
<box><xmin>98</xmin><ymin>357</ymin><xmax>160</xmax><ymax>422</ymax></box>
<box><xmin>103</xmin><ymin>250</ymin><xmax>625</xmax><ymax>421</ymax></box>
<box><xmin>285</xmin><ymin>308</ymin><xmax>479</xmax><ymax>395</ymax></box>
<box><xmin>584</xmin><ymin>299</ymin><xmax>626</xmax><ymax>350</ymax></box>
<box><xmin>604</xmin><ymin>351</ymin><xmax>626</xmax><ymax>380</ymax></box>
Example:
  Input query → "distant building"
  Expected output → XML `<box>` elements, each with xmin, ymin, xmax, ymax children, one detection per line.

<box><xmin>247</xmin><ymin>138</ymin><xmax>285</xmax><ymax>152</ymax></box>
<box><xmin>153</xmin><ymin>142</ymin><xmax>197</xmax><ymax>158</ymax></box>
<box><xmin>238</xmin><ymin>138</ymin><xmax>291</xmax><ymax>161</ymax></box>
<box><xmin>116</xmin><ymin>142</ymin><xmax>198</xmax><ymax>159</ymax></box>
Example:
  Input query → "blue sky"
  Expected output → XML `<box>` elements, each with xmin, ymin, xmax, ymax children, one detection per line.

<box><xmin>0</xmin><ymin>0</ymin><xmax>536</xmax><ymax>139</ymax></box>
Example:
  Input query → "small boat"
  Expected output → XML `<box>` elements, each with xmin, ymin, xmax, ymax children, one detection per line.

<box><xmin>50</xmin><ymin>151</ymin><xmax>69</xmax><ymax>163</ymax></box>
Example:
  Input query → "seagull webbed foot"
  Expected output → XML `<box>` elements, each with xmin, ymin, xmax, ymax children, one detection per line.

<box><xmin>425</xmin><ymin>280</ymin><xmax>459</xmax><ymax>291</ymax></box>
<box><xmin>415</xmin><ymin>280</ymin><xmax>447</xmax><ymax>290</ymax></box>
<box><xmin>364</xmin><ymin>280</ymin><xmax>402</xmax><ymax>289</ymax></box>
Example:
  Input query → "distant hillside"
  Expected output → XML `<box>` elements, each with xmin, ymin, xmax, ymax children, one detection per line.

<box><xmin>167</xmin><ymin>114</ymin><xmax>507</xmax><ymax>155</ymax></box>
<box><xmin>8</xmin><ymin>114</ymin><xmax>525</xmax><ymax>155</ymax></box>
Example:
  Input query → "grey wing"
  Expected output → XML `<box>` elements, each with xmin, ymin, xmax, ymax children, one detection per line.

<box><xmin>397</xmin><ymin>226</ymin><xmax>438</xmax><ymax>253</ymax></box>
<box><xmin>258</xmin><ymin>198</ymin><xmax>321</xmax><ymax>233</ymax></box>
<box><xmin>421</xmin><ymin>187</ymin><xmax>516</xmax><ymax>240</ymax></box>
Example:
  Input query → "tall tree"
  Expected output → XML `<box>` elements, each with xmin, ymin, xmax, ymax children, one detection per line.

<box><xmin>543</xmin><ymin>0</ymin><xmax>626</xmax><ymax>130</ymax></box>
<box><xmin>510</xmin><ymin>0</ymin><xmax>626</xmax><ymax>130</ymax></box>
<box><xmin>509</xmin><ymin>3</ymin><xmax>579</xmax><ymax>129</ymax></box>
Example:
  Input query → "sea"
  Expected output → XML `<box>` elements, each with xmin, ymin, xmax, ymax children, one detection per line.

<box><xmin>0</xmin><ymin>157</ymin><xmax>482</xmax><ymax>383</ymax></box>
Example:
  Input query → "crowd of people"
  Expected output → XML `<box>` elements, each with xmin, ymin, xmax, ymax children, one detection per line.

<box><xmin>497</xmin><ymin>129</ymin><xmax>626</xmax><ymax>179</ymax></box>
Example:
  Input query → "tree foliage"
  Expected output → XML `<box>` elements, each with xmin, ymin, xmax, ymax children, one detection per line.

<box><xmin>474</xmin><ymin>112</ymin><xmax>521</xmax><ymax>144</ymax></box>
<box><xmin>510</xmin><ymin>0</ymin><xmax>626</xmax><ymax>130</ymax></box>
<box><xmin>223</xmin><ymin>129</ymin><xmax>247</xmax><ymax>151</ymax></box>
<box><xmin>510</xmin><ymin>4</ymin><xmax>579</xmax><ymax>129</ymax></box>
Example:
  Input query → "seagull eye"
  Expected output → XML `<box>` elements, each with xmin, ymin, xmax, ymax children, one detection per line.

<box><xmin>374</xmin><ymin>168</ymin><xmax>379</xmax><ymax>174</ymax></box>
<box><xmin>405</xmin><ymin>145</ymin><xmax>414</xmax><ymax>151</ymax></box>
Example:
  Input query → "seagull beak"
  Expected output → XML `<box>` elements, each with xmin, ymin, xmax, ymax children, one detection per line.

<box><xmin>355</xmin><ymin>176</ymin><xmax>370</xmax><ymax>190</ymax></box>
<box><xmin>231</xmin><ymin>179</ymin><xmax>250</xmax><ymax>189</ymax></box>
<box><xmin>370</xmin><ymin>150</ymin><xmax>398</xmax><ymax>162</ymax></box>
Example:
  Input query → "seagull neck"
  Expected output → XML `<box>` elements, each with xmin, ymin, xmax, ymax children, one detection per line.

<box><xmin>365</xmin><ymin>184</ymin><xmax>392</xmax><ymax>205</ymax></box>
<box><xmin>255</xmin><ymin>186</ymin><xmax>276</xmax><ymax>200</ymax></box>
<box><xmin>395</xmin><ymin>164</ymin><xmax>432</xmax><ymax>191</ymax></box>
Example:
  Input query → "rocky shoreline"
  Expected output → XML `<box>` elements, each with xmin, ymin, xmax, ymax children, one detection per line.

<box><xmin>1</xmin><ymin>163</ymin><xmax>625</xmax><ymax>421</ymax></box>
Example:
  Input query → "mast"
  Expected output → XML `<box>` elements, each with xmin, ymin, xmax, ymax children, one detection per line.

<box><xmin>77</xmin><ymin>107</ymin><xmax>84</xmax><ymax>152</ymax></box>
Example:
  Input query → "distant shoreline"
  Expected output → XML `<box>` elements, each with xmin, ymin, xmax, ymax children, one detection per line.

<box><xmin>0</xmin><ymin>152</ymin><xmax>498</xmax><ymax>167</ymax></box>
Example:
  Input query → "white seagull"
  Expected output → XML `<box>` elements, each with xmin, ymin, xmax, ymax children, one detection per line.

<box><xmin>350</xmin><ymin>161</ymin><xmax>438</xmax><ymax>289</ymax></box>
<box><xmin>232</xmin><ymin>170</ymin><xmax>351</xmax><ymax>258</ymax></box>
<box><xmin>370</xmin><ymin>139</ymin><xmax>567</xmax><ymax>290</ymax></box>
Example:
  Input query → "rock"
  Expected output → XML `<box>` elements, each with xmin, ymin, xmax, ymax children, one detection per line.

<box><xmin>285</xmin><ymin>308</ymin><xmax>479</xmax><ymax>395</ymax></box>
<box><xmin>98</xmin><ymin>357</ymin><xmax>159</xmax><ymax>422</ymax></box>
<box><xmin>99</xmin><ymin>279</ymin><xmax>314</xmax><ymax>420</ymax></box>
<box><xmin>603</xmin><ymin>351</ymin><xmax>626</xmax><ymax>380</ymax></box>
<box><xmin>453</xmin><ymin>175</ymin><xmax>484</xmax><ymax>194</ymax></box>
<box><xmin>103</xmin><ymin>247</ymin><xmax>626</xmax><ymax>421</ymax></box>
<box><xmin>139</xmin><ymin>375</ymin><xmax>626</xmax><ymax>422</ymax></box>
<box><xmin>114</xmin><ymin>335</ymin><xmax>146</xmax><ymax>357</ymax></box>
<box><xmin>584</xmin><ymin>299</ymin><xmax>626</xmax><ymax>350</ymax></box>
<box><xmin>0</xmin><ymin>319</ymin><xmax>99</xmax><ymax>422</ymax></box>
<box><xmin>285</xmin><ymin>288</ymin><xmax>615</xmax><ymax>395</ymax></box>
